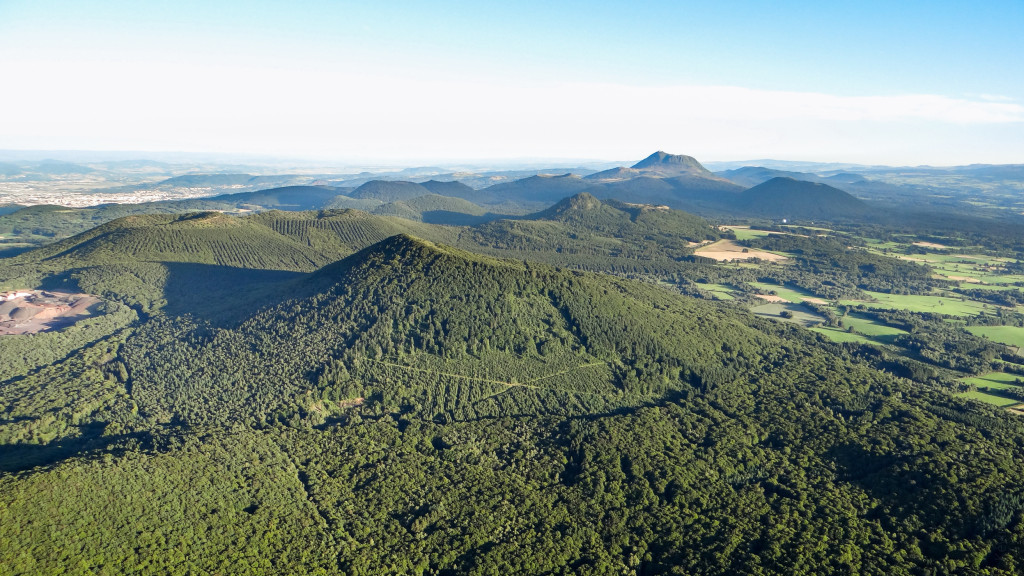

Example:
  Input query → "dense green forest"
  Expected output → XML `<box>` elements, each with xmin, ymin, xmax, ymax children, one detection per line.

<box><xmin>3</xmin><ymin>177</ymin><xmax>1024</xmax><ymax>574</ymax></box>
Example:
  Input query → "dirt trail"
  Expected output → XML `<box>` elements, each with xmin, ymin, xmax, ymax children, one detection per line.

<box><xmin>370</xmin><ymin>359</ymin><xmax>540</xmax><ymax>389</ymax></box>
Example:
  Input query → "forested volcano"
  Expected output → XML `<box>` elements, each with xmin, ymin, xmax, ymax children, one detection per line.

<box><xmin>1</xmin><ymin>199</ymin><xmax>725</xmax><ymax>313</ymax></box>
<box><xmin>735</xmin><ymin>177</ymin><xmax>870</xmax><ymax>220</ymax></box>
<box><xmin>120</xmin><ymin>233</ymin><xmax>778</xmax><ymax>426</ymax></box>
<box><xmin>630</xmin><ymin>151</ymin><xmax>715</xmax><ymax>176</ymax></box>
<box><xmin>1</xmin><ymin>155</ymin><xmax>1024</xmax><ymax>574</ymax></box>
<box><xmin>2</xmin><ymin>232</ymin><xmax>1024</xmax><ymax>574</ymax></box>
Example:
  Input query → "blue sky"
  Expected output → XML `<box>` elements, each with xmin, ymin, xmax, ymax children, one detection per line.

<box><xmin>1</xmin><ymin>0</ymin><xmax>1022</xmax><ymax>165</ymax></box>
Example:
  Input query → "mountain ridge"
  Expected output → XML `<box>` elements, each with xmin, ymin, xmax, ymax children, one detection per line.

<box><xmin>631</xmin><ymin>151</ymin><xmax>713</xmax><ymax>176</ymax></box>
<box><xmin>736</xmin><ymin>176</ymin><xmax>870</xmax><ymax>219</ymax></box>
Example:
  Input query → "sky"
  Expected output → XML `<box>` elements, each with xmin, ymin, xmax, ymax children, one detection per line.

<box><xmin>0</xmin><ymin>0</ymin><xmax>1022</xmax><ymax>166</ymax></box>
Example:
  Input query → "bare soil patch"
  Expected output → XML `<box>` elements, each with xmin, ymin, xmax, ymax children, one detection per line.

<box><xmin>913</xmin><ymin>241</ymin><xmax>948</xmax><ymax>249</ymax></box>
<box><xmin>803</xmin><ymin>297</ymin><xmax>830</xmax><ymax>305</ymax></box>
<box><xmin>0</xmin><ymin>291</ymin><xmax>100</xmax><ymax>335</ymax></box>
<box><xmin>754</xmin><ymin>294</ymin><xmax>788</xmax><ymax>303</ymax></box>
<box><xmin>695</xmin><ymin>239</ymin><xmax>787</xmax><ymax>262</ymax></box>
<box><xmin>947</xmin><ymin>275</ymin><xmax>981</xmax><ymax>283</ymax></box>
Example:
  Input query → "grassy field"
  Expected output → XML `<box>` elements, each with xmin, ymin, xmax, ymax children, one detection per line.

<box><xmin>841</xmin><ymin>314</ymin><xmax>908</xmax><ymax>343</ymax></box>
<box><xmin>695</xmin><ymin>239</ymin><xmax>788</xmax><ymax>262</ymax></box>
<box><xmin>698</xmin><ymin>283</ymin><xmax>736</xmax><ymax>300</ymax></box>
<box><xmin>730</xmin><ymin>227</ymin><xmax>773</xmax><ymax>241</ymax></box>
<box><xmin>958</xmin><ymin>372</ymin><xmax>1024</xmax><ymax>408</ymax></box>
<box><xmin>841</xmin><ymin>291</ymin><xmax>993</xmax><ymax>316</ymax></box>
<box><xmin>751</xmin><ymin>302</ymin><xmax>826</xmax><ymax>327</ymax></box>
<box><xmin>960</xmin><ymin>283</ymin><xmax>1018</xmax><ymax>291</ymax></box>
<box><xmin>959</xmin><ymin>371</ymin><xmax>1024</xmax><ymax>408</ymax></box>
<box><xmin>865</xmin><ymin>248</ymin><xmax>1024</xmax><ymax>285</ymax></box>
<box><xmin>750</xmin><ymin>281</ymin><xmax>825</xmax><ymax>304</ymax></box>
<box><xmin>863</xmin><ymin>239</ymin><xmax>903</xmax><ymax>251</ymax></box>
<box><xmin>780</xmin><ymin>225</ymin><xmax>833</xmax><ymax>233</ymax></box>
<box><xmin>965</xmin><ymin>325</ymin><xmax>1024</xmax><ymax>353</ymax></box>
<box><xmin>963</xmin><ymin>371</ymin><xmax>1024</xmax><ymax>389</ymax></box>
<box><xmin>810</xmin><ymin>326</ymin><xmax>876</xmax><ymax>345</ymax></box>
<box><xmin>959</xmin><ymin>390</ymin><xmax>1021</xmax><ymax>407</ymax></box>
<box><xmin>809</xmin><ymin>312</ymin><xmax>908</xmax><ymax>347</ymax></box>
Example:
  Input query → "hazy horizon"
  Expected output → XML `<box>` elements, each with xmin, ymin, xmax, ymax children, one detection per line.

<box><xmin>1</xmin><ymin>1</ymin><xmax>1022</xmax><ymax>165</ymax></box>
<box><xmin>0</xmin><ymin>148</ymin><xmax>1016</xmax><ymax>173</ymax></box>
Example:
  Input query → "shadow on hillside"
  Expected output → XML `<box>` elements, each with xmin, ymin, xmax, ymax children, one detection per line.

<box><xmin>0</xmin><ymin>422</ymin><xmax>155</xmax><ymax>474</ymax></box>
<box><xmin>0</xmin><ymin>244</ymin><xmax>36</xmax><ymax>258</ymax></box>
<box><xmin>160</xmin><ymin>263</ymin><xmax>309</xmax><ymax>327</ymax></box>
<box><xmin>828</xmin><ymin>443</ymin><xmax>977</xmax><ymax>539</ymax></box>
<box><xmin>421</xmin><ymin>211</ymin><xmax>506</xmax><ymax>226</ymax></box>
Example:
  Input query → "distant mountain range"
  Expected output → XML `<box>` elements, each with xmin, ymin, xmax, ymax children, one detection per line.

<box><xmin>12</xmin><ymin>151</ymin><xmax>1024</xmax><ymax>261</ymax></box>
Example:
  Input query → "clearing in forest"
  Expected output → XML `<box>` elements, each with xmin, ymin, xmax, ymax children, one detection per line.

<box><xmin>958</xmin><ymin>372</ymin><xmax>1024</xmax><ymax>410</ymax></box>
<box><xmin>965</xmin><ymin>326</ymin><xmax>1024</xmax><ymax>354</ymax></box>
<box><xmin>749</xmin><ymin>281</ymin><xmax>826</xmax><ymax>304</ymax></box>
<box><xmin>0</xmin><ymin>290</ymin><xmax>100</xmax><ymax>335</ymax></box>
<box><xmin>840</xmin><ymin>291</ymin><xmax>993</xmax><ymax>317</ymax></box>
<box><xmin>694</xmin><ymin>239</ymin><xmax>787</xmax><ymax>262</ymax></box>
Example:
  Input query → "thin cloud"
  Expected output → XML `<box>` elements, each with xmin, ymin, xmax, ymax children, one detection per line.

<box><xmin>0</xmin><ymin>59</ymin><xmax>1021</xmax><ymax>163</ymax></box>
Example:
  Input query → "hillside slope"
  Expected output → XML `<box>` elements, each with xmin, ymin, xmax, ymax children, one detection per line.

<box><xmin>630</xmin><ymin>150</ymin><xmax>715</xmax><ymax>176</ymax></box>
<box><xmin>478</xmin><ymin>173</ymin><xmax>593</xmax><ymax>204</ymax></box>
<box><xmin>3</xmin><ymin>234</ymin><xmax>1023</xmax><ymax>573</ymax></box>
<box><xmin>463</xmin><ymin>193</ymin><xmax>720</xmax><ymax>272</ymax></box>
<box><xmin>735</xmin><ymin>177</ymin><xmax>871</xmax><ymax>220</ymax></box>
<box><xmin>349</xmin><ymin>180</ymin><xmax>433</xmax><ymax>202</ymax></box>
<box><xmin>371</xmin><ymin>194</ymin><xmax>495</xmax><ymax>224</ymax></box>
<box><xmin>0</xmin><ymin>210</ymin><xmax>461</xmax><ymax>313</ymax></box>
<box><xmin>115</xmin><ymin>233</ymin><xmax>815</xmax><ymax>425</ymax></box>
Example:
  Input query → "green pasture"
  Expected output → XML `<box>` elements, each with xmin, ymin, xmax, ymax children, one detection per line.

<box><xmin>870</xmin><ymin>250</ymin><xmax>1024</xmax><ymax>285</ymax></box>
<box><xmin>965</xmin><ymin>326</ymin><xmax>1024</xmax><ymax>352</ymax></box>
<box><xmin>842</xmin><ymin>291</ymin><xmax>993</xmax><ymax>316</ymax></box>
<box><xmin>863</xmin><ymin>238</ymin><xmax>901</xmax><ymax>249</ymax></box>
<box><xmin>841</xmin><ymin>314</ymin><xmax>907</xmax><ymax>343</ymax></box>
<box><xmin>699</xmin><ymin>283</ymin><xmax>736</xmax><ymax>300</ymax></box>
<box><xmin>959</xmin><ymin>371</ymin><xmax>1024</xmax><ymax>408</ymax></box>
<box><xmin>731</xmin><ymin>228</ymin><xmax>773</xmax><ymax>240</ymax></box>
<box><xmin>751</xmin><ymin>302</ymin><xmax>826</xmax><ymax>327</ymax></box>
<box><xmin>781</xmin><ymin>225</ymin><xmax>834</xmax><ymax>233</ymax></box>
<box><xmin>809</xmin><ymin>312</ymin><xmax>907</xmax><ymax>347</ymax></box>
<box><xmin>810</xmin><ymin>326</ymin><xmax>875</xmax><ymax>345</ymax></box>
<box><xmin>960</xmin><ymin>283</ymin><xmax>1018</xmax><ymax>291</ymax></box>
<box><xmin>750</xmin><ymin>281</ymin><xmax>823</xmax><ymax>304</ymax></box>
<box><xmin>958</xmin><ymin>390</ymin><xmax>1022</xmax><ymax>408</ymax></box>
<box><xmin>962</xmin><ymin>371</ymin><xmax>1024</xmax><ymax>390</ymax></box>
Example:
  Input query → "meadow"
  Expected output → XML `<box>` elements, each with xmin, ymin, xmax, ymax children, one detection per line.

<box><xmin>959</xmin><ymin>371</ymin><xmax>1024</xmax><ymax>408</ymax></box>
<box><xmin>840</xmin><ymin>291</ymin><xmax>994</xmax><ymax>316</ymax></box>
<box><xmin>965</xmin><ymin>325</ymin><xmax>1024</xmax><ymax>353</ymax></box>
